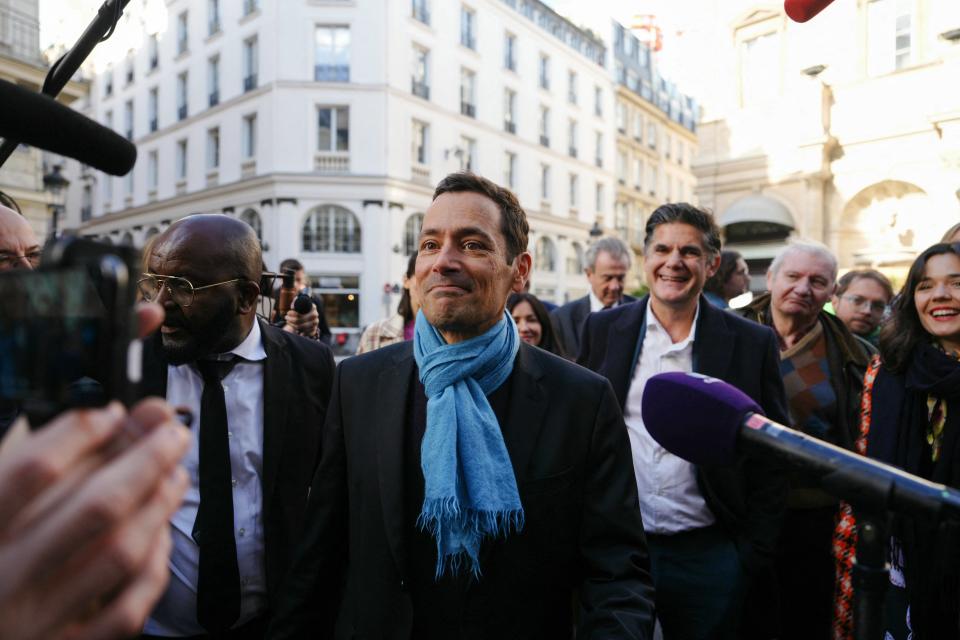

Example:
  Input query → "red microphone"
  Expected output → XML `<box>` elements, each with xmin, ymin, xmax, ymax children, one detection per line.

<box><xmin>785</xmin><ymin>0</ymin><xmax>836</xmax><ymax>22</ymax></box>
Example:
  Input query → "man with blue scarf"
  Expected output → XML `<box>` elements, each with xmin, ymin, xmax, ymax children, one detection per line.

<box><xmin>269</xmin><ymin>173</ymin><xmax>655</xmax><ymax>639</ymax></box>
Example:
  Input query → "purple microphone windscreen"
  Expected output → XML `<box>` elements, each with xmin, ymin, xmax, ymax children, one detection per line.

<box><xmin>641</xmin><ymin>372</ymin><xmax>763</xmax><ymax>466</ymax></box>
<box><xmin>0</xmin><ymin>79</ymin><xmax>137</xmax><ymax>176</ymax></box>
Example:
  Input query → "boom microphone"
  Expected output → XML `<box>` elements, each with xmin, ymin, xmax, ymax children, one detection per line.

<box><xmin>0</xmin><ymin>79</ymin><xmax>136</xmax><ymax>176</ymax></box>
<box><xmin>641</xmin><ymin>372</ymin><xmax>960</xmax><ymax>522</ymax></box>
<box><xmin>785</xmin><ymin>0</ymin><xmax>837</xmax><ymax>23</ymax></box>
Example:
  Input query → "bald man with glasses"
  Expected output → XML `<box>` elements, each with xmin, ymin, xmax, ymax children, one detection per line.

<box><xmin>0</xmin><ymin>200</ymin><xmax>41</xmax><ymax>272</ymax></box>
<box><xmin>138</xmin><ymin>214</ymin><xmax>334</xmax><ymax>639</ymax></box>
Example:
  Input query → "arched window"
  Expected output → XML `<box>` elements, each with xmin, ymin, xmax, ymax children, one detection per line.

<box><xmin>404</xmin><ymin>213</ymin><xmax>424</xmax><ymax>255</ymax></box>
<box><xmin>567</xmin><ymin>241</ymin><xmax>584</xmax><ymax>275</ymax></box>
<box><xmin>302</xmin><ymin>205</ymin><xmax>361</xmax><ymax>253</ymax></box>
<box><xmin>120</xmin><ymin>231</ymin><xmax>134</xmax><ymax>246</ymax></box>
<box><xmin>240</xmin><ymin>208</ymin><xmax>263</xmax><ymax>242</ymax></box>
<box><xmin>534</xmin><ymin>236</ymin><xmax>556</xmax><ymax>272</ymax></box>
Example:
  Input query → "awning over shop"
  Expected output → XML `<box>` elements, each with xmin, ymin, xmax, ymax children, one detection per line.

<box><xmin>719</xmin><ymin>195</ymin><xmax>795</xmax><ymax>229</ymax></box>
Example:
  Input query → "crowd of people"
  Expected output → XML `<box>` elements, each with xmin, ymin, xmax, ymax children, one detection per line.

<box><xmin>1</xmin><ymin>172</ymin><xmax>959</xmax><ymax>639</ymax></box>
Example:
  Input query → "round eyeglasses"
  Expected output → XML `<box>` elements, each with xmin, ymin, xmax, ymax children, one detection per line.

<box><xmin>138</xmin><ymin>273</ymin><xmax>244</xmax><ymax>307</ymax></box>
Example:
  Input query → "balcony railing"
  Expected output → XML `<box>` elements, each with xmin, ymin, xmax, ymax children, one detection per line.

<box><xmin>315</xmin><ymin>152</ymin><xmax>349</xmax><ymax>174</ymax></box>
<box><xmin>460</xmin><ymin>102</ymin><xmax>475</xmax><ymax>118</ymax></box>
<box><xmin>243</xmin><ymin>74</ymin><xmax>257</xmax><ymax>92</ymax></box>
<box><xmin>209</xmin><ymin>91</ymin><xmax>219</xmax><ymax>107</ymax></box>
<box><xmin>412</xmin><ymin>164</ymin><xmax>430</xmax><ymax>184</ymax></box>
<box><xmin>411</xmin><ymin>80</ymin><xmax>429</xmax><ymax>100</ymax></box>
<box><xmin>314</xmin><ymin>65</ymin><xmax>349</xmax><ymax>82</ymax></box>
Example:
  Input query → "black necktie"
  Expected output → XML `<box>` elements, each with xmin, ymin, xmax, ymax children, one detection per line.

<box><xmin>194</xmin><ymin>358</ymin><xmax>241</xmax><ymax>633</ymax></box>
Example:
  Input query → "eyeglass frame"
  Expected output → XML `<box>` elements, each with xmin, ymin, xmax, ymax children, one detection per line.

<box><xmin>0</xmin><ymin>250</ymin><xmax>42</xmax><ymax>269</ymax></box>
<box><xmin>138</xmin><ymin>272</ymin><xmax>246</xmax><ymax>307</ymax></box>
<box><xmin>839</xmin><ymin>294</ymin><xmax>888</xmax><ymax>315</ymax></box>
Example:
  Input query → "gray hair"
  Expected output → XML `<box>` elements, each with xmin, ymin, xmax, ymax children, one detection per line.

<box><xmin>768</xmin><ymin>240</ymin><xmax>838</xmax><ymax>282</ymax></box>
<box><xmin>585</xmin><ymin>236</ymin><xmax>632</xmax><ymax>271</ymax></box>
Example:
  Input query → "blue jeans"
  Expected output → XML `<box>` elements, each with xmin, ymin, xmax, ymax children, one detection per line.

<box><xmin>647</xmin><ymin>525</ymin><xmax>744</xmax><ymax>640</ymax></box>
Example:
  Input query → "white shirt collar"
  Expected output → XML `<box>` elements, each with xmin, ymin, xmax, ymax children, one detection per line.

<box><xmin>221</xmin><ymin>318</ymin><xmax>267</xmax><ymax>362</ymax></box>
<box><xmin>645</xmin><ymin>300</ymin><xmax>700</xmax><ymax>348</ymax></box>
<box><xmin>589</xmin><ymin>290</ymin><xmax>621</xmax><ymax>313</ymax></box>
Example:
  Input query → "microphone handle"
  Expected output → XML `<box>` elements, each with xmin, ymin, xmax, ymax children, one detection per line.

<box><xmin>740</xmin><ymin>413</ymin><xmax>960</xmax><ymax>521</ymax></box>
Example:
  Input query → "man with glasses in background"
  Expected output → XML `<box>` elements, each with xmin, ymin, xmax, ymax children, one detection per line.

<box><xmin>137</xmin><ymin>214</ymin><xmax>334</xmax><ymax>639</ymax></box>
<box><xmin>829</xmin><ymin>269</ymin><xmax>893</xmax><ymax>347</ymax></box>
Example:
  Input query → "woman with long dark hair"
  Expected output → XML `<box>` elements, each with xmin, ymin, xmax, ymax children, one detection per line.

<box><xmin>356</xmin><ymin>252</ymin><xmax>419</xmax><ymax>354</ymax></box>
<box><xmin>833</xmin><ymin>242</ymin><xmax>960</xmax><ymax>639</ymax></box>
<box><xmin>506</xmin><ymin>292</ymin><xmax>565</xmax><ymax>358</ymax></box>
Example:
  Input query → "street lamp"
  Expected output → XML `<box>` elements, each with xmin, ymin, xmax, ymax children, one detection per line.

<box><xmin>42</xmin><ymin>164</ymin><xmax>70</xmax><ymax>239</ymax></box>
<box><xmin>589</xmin><ymin>220</ymin><xmax>603</xmax><ymax>240</ymax></box>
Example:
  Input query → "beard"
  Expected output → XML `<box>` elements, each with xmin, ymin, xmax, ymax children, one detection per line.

<box><xmin>160</xmin><ymin>299</ymin><xmax>239</xmax><ymax>364</ymax></box>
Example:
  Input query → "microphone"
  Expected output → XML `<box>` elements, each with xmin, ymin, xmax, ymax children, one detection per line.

<box><xmin>641</xmin><ymin>371</ymin><xmax>960</xmax><ymax>522</ymax></box>
<box><xmin>293</xmin><ymin>291</ymin><xmax>313</xmax><ymax>315</ymax></box>
<box><xmin>0</xmin><ymin>79</ymin><xmax>136</xmax><ymax>176</ymax></box>
<box><xmin>785</xmin><ymin>0</ymin><xmax>837</xmax><ymax>23</ymax></box>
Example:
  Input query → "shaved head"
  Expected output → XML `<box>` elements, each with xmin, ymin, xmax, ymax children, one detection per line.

<box><xmin>0</xmin><ymin>204</ymin><xmax>41</xmax><ymax>271</ymax></box>
<box><xmin>155</xmin><ymin>214</ymin><xmax>262</xmax><ymax>282</ymax></box>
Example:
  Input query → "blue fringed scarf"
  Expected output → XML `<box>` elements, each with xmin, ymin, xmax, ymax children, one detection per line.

<box><xmin>413</xmin><ymin>309</ymin><xmax>524</xmax><ymax>578</ymax></box>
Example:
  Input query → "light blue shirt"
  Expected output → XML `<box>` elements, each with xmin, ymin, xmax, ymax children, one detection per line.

<box><xmin>144</xmin><ymin>321</ymin><xmax>268</xmax><ymax>636</ymax></box>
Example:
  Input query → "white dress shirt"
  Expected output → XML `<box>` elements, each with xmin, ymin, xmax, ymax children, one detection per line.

<box><xmin>589</xmin><ymin>290</ymin><xmax>623</xmax><ymax>313</ymax></box>
<box><xmin>623</xmin><ymin>302</ymin><xmax>716</xmax><ymax>535</ymax></box>
<box><xmin>144</xmin><ymin>321</ymin><xmax>268</xmax><ymax>636</ymax></box>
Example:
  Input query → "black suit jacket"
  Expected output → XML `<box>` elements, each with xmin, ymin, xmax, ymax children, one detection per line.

<box><xmin>269</xmin><ymin>342</ymin><xmax>655</xmax><ymax>640</ymax></box>
<box><xmin>142</xmin><ymin>318</ymin><xmax>335</xmax><ymax>609</ymax></box>
<box><xmin>551</xmin><ymin>294</ymin><xmax>636</xmax><ymax>358</ymax></box>
<box><xmin>577</xmin><ymin>296</ymin><xmax>789</xmax><ymax>579</ymax></box>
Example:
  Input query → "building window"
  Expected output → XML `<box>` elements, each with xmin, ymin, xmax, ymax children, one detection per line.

<box><xmin>567</xmin><ymin>241</ymin><xmax>584</xmax><ymax>274</ymax></box>
<box><xmin>568</xmin><ymin>119</ymin><xmax>577</xmax><ymax>158</ymax></box>
<box><xmin>535</xmin><ymin>236</ymin><xmax>556</xmax><ymax>272</ymax></box>
<box><xmin>206</xmin><ymin>127</ymin><xmax>220</xmax><ymax>170</ymax></box>
<box><xmin>647</xmin><ymin>122</ymin><xmax>657</xmax><ymax>149</ymax></box>
<box><xmin>412</xmin><ymin>0</ymin><xmax>430</xmax><ymax>25</ymax></box>
<box><xmin>176</xmin><ymin>139</ymin><xmax>187</xmax><ymax>181</ymax></box>
<box><xmin>302</xmin><ymin>205</ymin><xmax>362</xmax><ymax>253</ymax></box>
<box><xmin>104</xmin><ymin>69</ymin><xmax>113</xmax><ymax>97</ymax></box>
<box><xmin>124</xmin><ymin>57</ymin><xmax>134</xmax><ymax>86</ymax></box>
<box><xmin>243</xmin><ymin>113</ymin><xmax>257</xmax><ymax>158</ymax></box>
<box><xmin>412</xmin><ymin>119</ymin><xmax>428</xmax><ymax>165</ymax></box>
<box><xmin>460</xmin><ymin>136</ymin><xmax>476</xmax><ymax>172</ymax></box>
<box><xmin>677</xmin><ymin>140</ymin><xmax>685</xmax><ymax>166</ymax></box>
<box><xmin>569</xmin><ymin>174</ymin><xmax>578</xmax><ymax>210</ymax></box>
<box><xmin>504</xmin><ymin>151</ymin><xmax>516</xmax><ymax>189</ymax></box>
<box><xmin>614</xmin><ymin>201</ymin><xmax>628</xmax><ymax>231</ymax></box>
<box><xmin>540</xmin><ymin>163</ymin><xmax>550</xmax><ymax>200</ymax></box>
<box><xmin>240</xmin><ymin>208</ymin><xmax>262</xmax><ymax>241</ymax></box>
<box><xmin>404</xmin><ymin>213</ymin><xmax>424</xmax><ymax>256</ymax></box>
<box><xmin>594</xmin><ymin>131</ymin><xmax>603</xmax><ymax>168</ymax></box>
<box><xmin>594</xmin><ymin>85</ymin><xmax>602</xmax><ymax>116</ymax></box>
<box><xmin>616</xmin><ymin>102</ymin><xmax>627</xmax><ymax>133</ymax></box>
<box><xmin>81</xmin><ymin>185</ymin><xmax>92</xmax><ymax>221</ymax></box>
<box><xmin>147</xmin><ymin>150</ymin><xmax>158</xmax><ymax>192</ymax></box>
<box><xmin>634</xmin><ymin>158</ymin><xmax>643</xmax><ymax>189</ymax></box>
<box><xmin>148</xmin><ymin>34</ymin><xmax>159</xmax><ymax>70</ymax></box>
<box><xmin>740</xmin><ymin>31</ymin><xmax>779</xmax><ymax>105</ymax></box>
<box><xmin>311</xmin><ymin>274</ymin><xmax>360</xmax><ymax>336</ymax></box>
<box><xmin>460</xmin><ymin>6</ymin><xmax>476</xmax><ymax>50</ymax></box>
<box><xmin>867</xmin><ymin>0</ymin><xmax>913</xmax><ymax>76</ymax></box>
<box><xmin>317</xmin><ymin>106</ymin><xmax>349</xmax><ymax>152</ymax></box>
<box><xmin>176</xmin><ymin>72</ymin><xmax>188</xmax><ymax>120</ymax></box>
<box><xmin>412</xmin><ymin>46</ymin><xmax>430</xmax><ymax>99</ymax></box>
<box><xmin>243</xmin><ymin>37</ymin><xmax>258</xmax><ymax>91</ymax></box>
<box><xmin>649</xmin><ymin>165</ymin><xmax>658</xmax><ymax>196</ymax></box>
<box><xmin>617</xmin><ymin>151</ymin><xmax>627</xmax><ymax>184</ymax></box>
<box><xmin>567</xmin><ymin>70</ymin><xmax>577</xmax><ymax>104</ymax></box>
<box><xmin>460</xmin><ymin>68</ymin><xmax>476</xmax><ymax>118</ymax></box>
<box><xmin>504</xmin><ymin>32</ymin><xmax>516</xmax><ymax>71</ymax></box>
<box><xmin>633</xmin><ymin>111</ymin><xmax>643</xmax><ymax>142</ymax></box>
<box><xmin>315</xmin><ymin>25</ymin><xmax>350</xmax><ymax>82</ymax></box>
<box><xmin>177</xmin><ymin>11</ymin><xmax>188</xmax><ymax>55</ymax></box>
<box><xmin>148</xmin><ymin>88</ymin><xmax>158</xmax><ymax>132</ymax></box>
<box><xmin>595</xmin><ymin>182</ymin><xmax>604</xmax><ymax>214</ymax></box>
<box><xmin>243</xmin><ymin>0</ymin><xmax>259</xmax><ymax>16</ymax></box>
<box><xmin>538</xmin><ymin>106</ymin><xmax>549</xmax><ymax>147</ymax></box>
<box><xmin>208</xmin><ymin>55</ymin><xmax>220</xmax><ymax>106</ymax></box>
<box><xmin>538</xmin><ymin>54</ymin><xmax>550</xmax><ymax>90</ymax></box>
<box><xmin>503</xmin><ymin>88</ymin><xmax>516</xmax><ymax>133</ymax></box>
<box><xmin>208</xmin><ymin>0</ymin><xmax>220</xmax><ymax>35</ymax></box>
<box><xmin>123</xmin><ymin>100</ymin><xmax>133</xmax><ymax>140</ymax></box>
